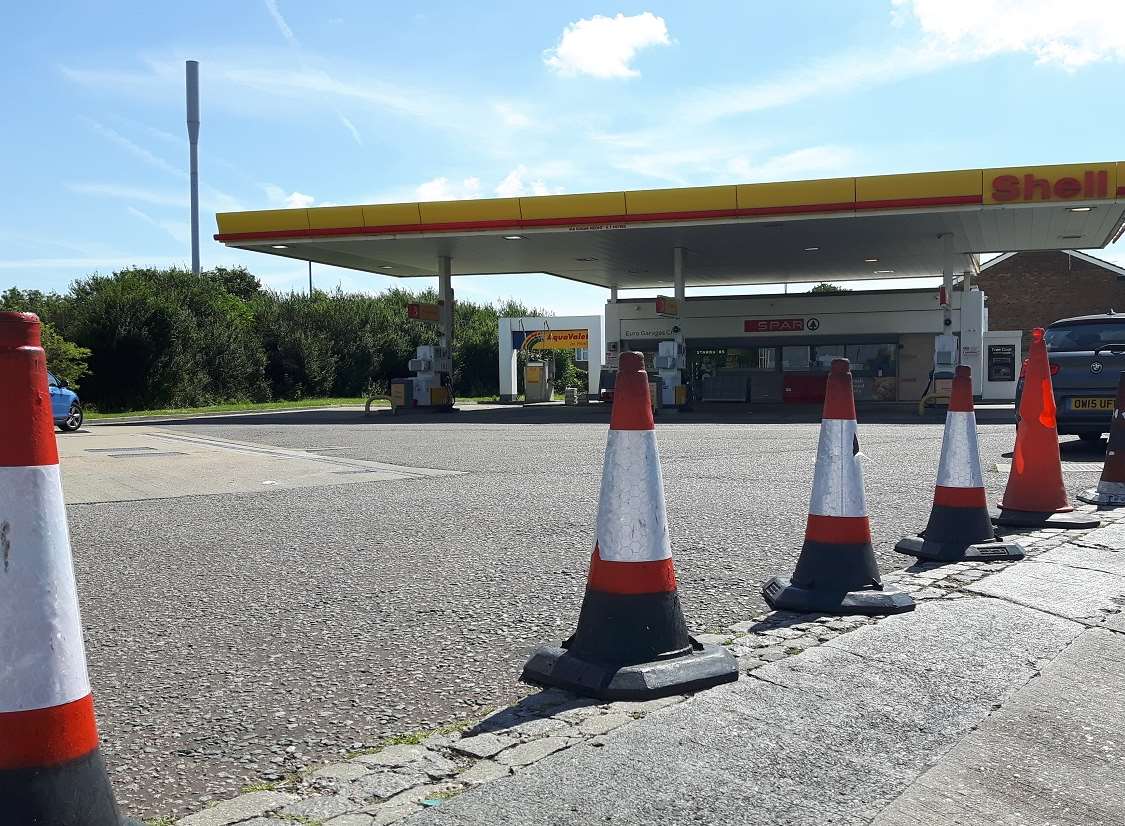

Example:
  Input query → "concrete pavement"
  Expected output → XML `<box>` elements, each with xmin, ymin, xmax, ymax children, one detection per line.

<box><xmin>166</xmin><ymin>510</ymin><xmax>1125</xmax><ymax>826</ymax></box>
<box><xmin>408</xmin><ymin>515</ymin><xmax>1125</xmax><ymax>826</ymax></box>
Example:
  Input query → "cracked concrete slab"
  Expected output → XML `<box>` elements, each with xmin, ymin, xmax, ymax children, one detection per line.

<box><xmin>968</xmin><ymin>544</ymin><xmax>1125</xmax><ymax>624</ymax></box>
<box><xmin>1079</xmin><ymin>520</ymin><xmax>1125</xmax><ymax>550</ymax></box>
<box><xmin>409</xmin><ymin>598</ymin><xmax>1080</xmax><ymax>826</ymax></box>
<box><xmin>871</xmin><ymin>627</ymin><xmax>1125</xmax><ymax>826</ymax></box>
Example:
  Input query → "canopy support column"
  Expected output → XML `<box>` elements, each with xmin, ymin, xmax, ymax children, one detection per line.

<box><xmin>673</xmin><ymin>246</ymin><xmax>686</xmax><ymax>304</ymax></box>
<box><xmin>438</xmin><ymin>255</ymin><xmax>453</xmax><ymax>354</ymax></box>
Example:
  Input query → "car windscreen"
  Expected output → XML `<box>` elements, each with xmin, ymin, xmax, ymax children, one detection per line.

<box><xmin>1044</xmin><ymin>321</ymin><xmax>1125</xmax><ymax>352</ymax></box>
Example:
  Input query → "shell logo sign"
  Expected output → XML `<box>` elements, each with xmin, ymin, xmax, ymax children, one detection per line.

<box><xmin>985</xmin><ymin>163</ymin><xmax>1118</xmax><ymax>205</ymax></box>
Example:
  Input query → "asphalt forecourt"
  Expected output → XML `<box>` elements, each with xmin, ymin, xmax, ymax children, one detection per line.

<box><xmin>149</xmin><ymin>348</ymin><xmax>1125</xmax><ymax>825</ymax></box>
<box><xmin>16</xmin><ymin>349</ymin><xmax>1112</xmax><ymax>817</ymax></box>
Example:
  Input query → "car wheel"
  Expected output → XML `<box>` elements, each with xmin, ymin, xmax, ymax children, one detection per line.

<box><xmin>1078</xmin><ymin>432</ymin><xmax>1104</xmax><ymax>445</ymax></box>
<box><xmin>59</xmin><ymin>403</ymin><xmax>83</xmax><ymax>432</ymax></box>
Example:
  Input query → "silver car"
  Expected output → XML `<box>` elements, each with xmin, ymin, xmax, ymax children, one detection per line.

<box><xmin>1016</xmin><ymin>312</ymin><xmax>1125</xmax><ymax>443</ymax></box>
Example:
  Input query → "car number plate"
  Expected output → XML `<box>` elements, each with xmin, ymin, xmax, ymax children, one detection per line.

<box><xmin>1070</xmin><ymin>397</ymin><xmax>1115</xmax><ymax>411</ymax></box>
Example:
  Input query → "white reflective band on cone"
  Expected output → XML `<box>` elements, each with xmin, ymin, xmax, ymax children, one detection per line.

<box><xmin>936</xmin><ymin>411</ymin><xmax>985</xmax><ymax>489</ymax></box>
<box><xmin>0</xmin><ymin>465</ymin><xmax>91</xmax><ymax>713</ymax></box>
<box><xmin>808</xmin><ymin>418</ymin><xmax>866</xmax><ymax>518</ymax></box>
<box><xmin>596</xmin><ymin>430</ymin><xmax>672</xmax><ymax>562</ymax></box>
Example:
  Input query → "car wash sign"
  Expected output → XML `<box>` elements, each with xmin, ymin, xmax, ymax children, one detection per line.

<box><xmin>744</xmin><ymin>317</ymin><xmax>820</xmax><ymax>334</ymax></box>
<box><xmin>512</xmin><ymin>329</ymin><xmax>589</xmax><ymax>350</ymax></box>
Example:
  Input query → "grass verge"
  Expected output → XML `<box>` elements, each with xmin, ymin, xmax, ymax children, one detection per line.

<box><xmin>86</xmin><ymin>397</ymin><xmax>382</xmax><ymax>420</ymax></box>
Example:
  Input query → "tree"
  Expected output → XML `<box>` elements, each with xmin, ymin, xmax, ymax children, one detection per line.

<box><xmin>809</xmin><ymin>282</ymin><xmax>852</xmax><ymax>294</ymax></box>
<box><xmin>39</xmin><ymin>322</ymin><xmax>92</xmax><ymax>389</ymax></box>
<box><xmin>0</xmin><ymin>289</ymin><xmax>90</xmax><ymax>388</ymax></box>
<box><xmin>208</xmin><ymin>266</ymin><xmax>261</xmax><ymax>300</ymax></box>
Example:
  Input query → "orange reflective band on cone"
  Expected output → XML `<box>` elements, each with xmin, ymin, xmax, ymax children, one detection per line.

<box><xmin>586</xmin><ymin>548</ymin><xmax>677</xmax><ymax>594</ymax></box>
<box><xmin>933</xmin><ymin>485</ymin><xmax>988</xmax><ymax>508</ymax></box>
<box><xmin>804</xmin><ymin>514</ymin><xmax>872</xmax><ymax>545</ymax></box>
<box><xmin>0</xmin><ymin>694</ymin><xmax>100</xmax><ymax>771</ymax></box>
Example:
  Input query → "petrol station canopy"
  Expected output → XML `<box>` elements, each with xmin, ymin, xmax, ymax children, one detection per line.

<box><xmin>215</xmin><ymin>162</ymin><xmax>1125</xmax><ymax>289</ymax></box>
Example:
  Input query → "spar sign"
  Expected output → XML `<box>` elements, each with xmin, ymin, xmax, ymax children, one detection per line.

<box><xmin>744</xmin><ymin>317</ymin><xmax>820</xmax><ymax>333</ymax></box>
<box><xmin>512</xmin><ymin>329</ymin><xmax>589</xmax><ymax>350</ymax></box>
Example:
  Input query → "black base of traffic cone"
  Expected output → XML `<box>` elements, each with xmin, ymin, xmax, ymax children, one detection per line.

<box><xmin>762</xmin><ymin>576</ymin><xmax>915</xmax><ymax>616</ymax></box>
<box><xmin>1078</xmin><ymin>483</ymin><xmax>1125</xmax><ymax>506</ymax></box>
<box><xmin>521</xmin><ymin>638</ymin><xmax>737</xmax><ymax>701</ymax></box>
<box><xmin>765</xmin><ymin>539</ymin><xmax>915</xmax><ymax>616</ymax></box>
<box><xmin>894</xmin><ymin>534</ymin><xmax>1025</xmax><ymax>562</ymax></box>
<box><xmin>992</xmin><ymin>508</ymin><xmax>1101</xmax><ymax>529</ymax></box>
<box><xmin>0</xmin><ymin>749</ymin><xmax>144</xmax><ymax>826</ymax></box>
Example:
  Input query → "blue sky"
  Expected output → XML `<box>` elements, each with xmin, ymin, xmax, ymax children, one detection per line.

<box><xmin>3</xmin><ymin>1</ymin><xmax>1123</xmax><ymax>315</ymax></box>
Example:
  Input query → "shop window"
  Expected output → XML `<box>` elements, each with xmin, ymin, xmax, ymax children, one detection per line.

<box><xmin>782</xmin><ymin>346</ymin><xmax>810</xmax><ymax>371</ymax></box>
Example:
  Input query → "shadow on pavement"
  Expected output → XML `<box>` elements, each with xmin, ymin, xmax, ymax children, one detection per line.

<box><xmin>462</xmin><ymin>691</ymin><xmax>601</xmax><ymax>737</ymax></box>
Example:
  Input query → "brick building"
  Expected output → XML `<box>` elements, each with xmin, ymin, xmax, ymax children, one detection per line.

<box><xmin>976</xmin><ymin>249</ymin><xmax>1125</xmax><ymax>347</ymax></box>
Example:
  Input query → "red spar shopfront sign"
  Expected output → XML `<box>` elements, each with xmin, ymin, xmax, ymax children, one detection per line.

<box><xmin>745</xmin><ymin>317</ymin><xmax>807</xmax><ymax>333</ymax></box>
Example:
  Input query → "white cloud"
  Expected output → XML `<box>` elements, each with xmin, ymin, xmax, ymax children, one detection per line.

<box><xmin>544</xmin><ymin>12</ymin><xmax>670</xmax><ymax>78</ymax></box>
<box><xmin>0</xmin><ymin>256</ymin><xmax>183</xmax><ymax>271</ymax></box>
<box><xmin>126</xmin><ymin>206</ymin><xmax>191</xmax><ymax>244</ymax></box>
<box><xmin>260</xmin><ymin>0</ymin><xmax>364</xmax><ymax>144</ymax></box>
<box><xmin>493</xmin><ymin>102</ymin><xmax>533</xmax><ymax>129</ymax></box>
<box><xmin>83</xmin><ymin>117</ymin><xmax>183</xmax><ymax>178</ymax></box>
<box><xmin>895</xmin><ymin>0</ymin><xmax>1125</xmax><ymax>70</ymax></box>
<box><xmin>733</xmin><ymin>146</ymin><xmax>858</xmax><ymax>183</ymax></box>
<box><xmin>263</xmin><ymin>184</ymin><xmax>315</xmax><ymax>208</ymax></box>
<box><xmin>337</xmin><ymin>114</ymin><xmax>363</xmax><ymax>145</ymax></box>
<box><xmin>67</xmin><ymin>182</ymin><xmax>240</xmax><ymax>213</ymax></box>
<box><xmin>415</xmin><ymin>177</ymin><xmax>481</xmax><ymax>201</ymax></box>
<box><xmin>494</xmin><ymin>166</ymin><xmax>554</xmax><ymax>197</ymax></box>
<box><xmin>262</xmin><ymin>0</ymin><xmax>298</xmax><ymax>46</ymax></box>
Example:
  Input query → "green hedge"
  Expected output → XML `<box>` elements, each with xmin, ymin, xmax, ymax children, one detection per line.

<box><xmin>2</xmin><ymin>267</ymin><xmax>580</xmax><ymax>411</ymax></box>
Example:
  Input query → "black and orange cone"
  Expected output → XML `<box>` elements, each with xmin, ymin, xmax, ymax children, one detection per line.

<box><xmin>0</xmin><ymin>312</ymin><xmax>142</xmax><ymax>825</ymax></box>
<box><xmin>994</xmin><ymin>328</ymin><xmax>1100</xmax><ymax>529</ymax></box>
<box><xmin>896</xmin><ymin>366</ymin><xmax>1024</xmax><ymax>561</ymax></box>
<box><xmin>1079</xmin><ymin>371</ymin><xmax>1125</xmax><ymax>506</ymax></box>
<box><xmin>763</xmin><ymin>359</ymin><xmax>914</xmax><ymax>615</ymax></box>
<box><xmin>521</xmin><ymin>352</ymin><xmax>737</xmax><ymax>700</ymax></box>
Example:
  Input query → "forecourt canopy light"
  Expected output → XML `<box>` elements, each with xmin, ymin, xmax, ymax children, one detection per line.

<box><xmin>215</xmin><ymin>162</ymin><xmax>1125</xmax><ymax>288</ymax></box>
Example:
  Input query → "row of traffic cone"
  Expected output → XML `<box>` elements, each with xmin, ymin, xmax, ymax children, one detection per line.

<box><xmin>526</xmin><ymin>325</ymin><xmax>1117</xmax><ymax>701</ymax></box>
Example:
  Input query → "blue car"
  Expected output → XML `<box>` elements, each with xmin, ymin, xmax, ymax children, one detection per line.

<box><xmin>47</xmin><ymin>370</ymin><xmax>84</xmax><ymax>431</ymax></box>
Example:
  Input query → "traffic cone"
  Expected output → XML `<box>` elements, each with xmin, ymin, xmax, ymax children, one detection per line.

<box><xmin>896</xmin><ymin>366</ymin><xmax>1024</xmax><ymax>561</ymax></box>
<box><xmin>0</xmin><ymin>312</ymin><xmax>141</xmax><ymax>825</ymax></box>
<box><xmin>1079</xmin><ymin>371</ymin><xmax>1125</xmax><ymax>506</ymax></box>
<box><xmin>994</xmin><ymin>327</ymin><xmax>1100</xmax><ymax>529</ymax></box>
<box><xmin>521</xmin><ymin>352</ymin><xmax>737</xmax><ymax>700</ymax></box>
<box><xmin>762</xmin><ymin>359</ymin><xmax>914</xmax><ymax>615</ymax></box>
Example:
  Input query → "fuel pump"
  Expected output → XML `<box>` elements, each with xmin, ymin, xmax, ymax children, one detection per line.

<box><xmin>524</xmin><ymin>358</ymin><xmax>554</xmax><ymax>403</ymax></box>
<box><xmin>407</xmin><ymin>344</ymin><xmax>454</xmax><ymax>408</ymax></box>
<box><xmin>654</xmin><ymin>334</ymin><xmax>687</xmax><ymax>408</ymax></box>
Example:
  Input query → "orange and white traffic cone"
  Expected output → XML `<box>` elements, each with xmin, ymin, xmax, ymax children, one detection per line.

<box><xmin>994</xmin><ymin>327</ymin><xmax>1100</xmax><ymax>529</ymax></box>
<box><xmin>1079</xmin><ymin>371</ymin><xmax>1125</xmax><ymax>506</ymax></box>
<box><xmin>521</xmin><ymin>352</ymin><xmax>737</xmax><ymax>699</ymax></box>
<box><xmin>896</xmin><ymin>366</ymin><xmax>1024</xmax><ymax>561</ymax></box>
<box><xmin>0</xmin><ymin>312</ymin><xmax>141</xmax><ymax>825</ymax></box>
<box><xmin>762</xmin><ymin>359</ymin><xmax>914</xmax><ymax>615</ymax></box>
